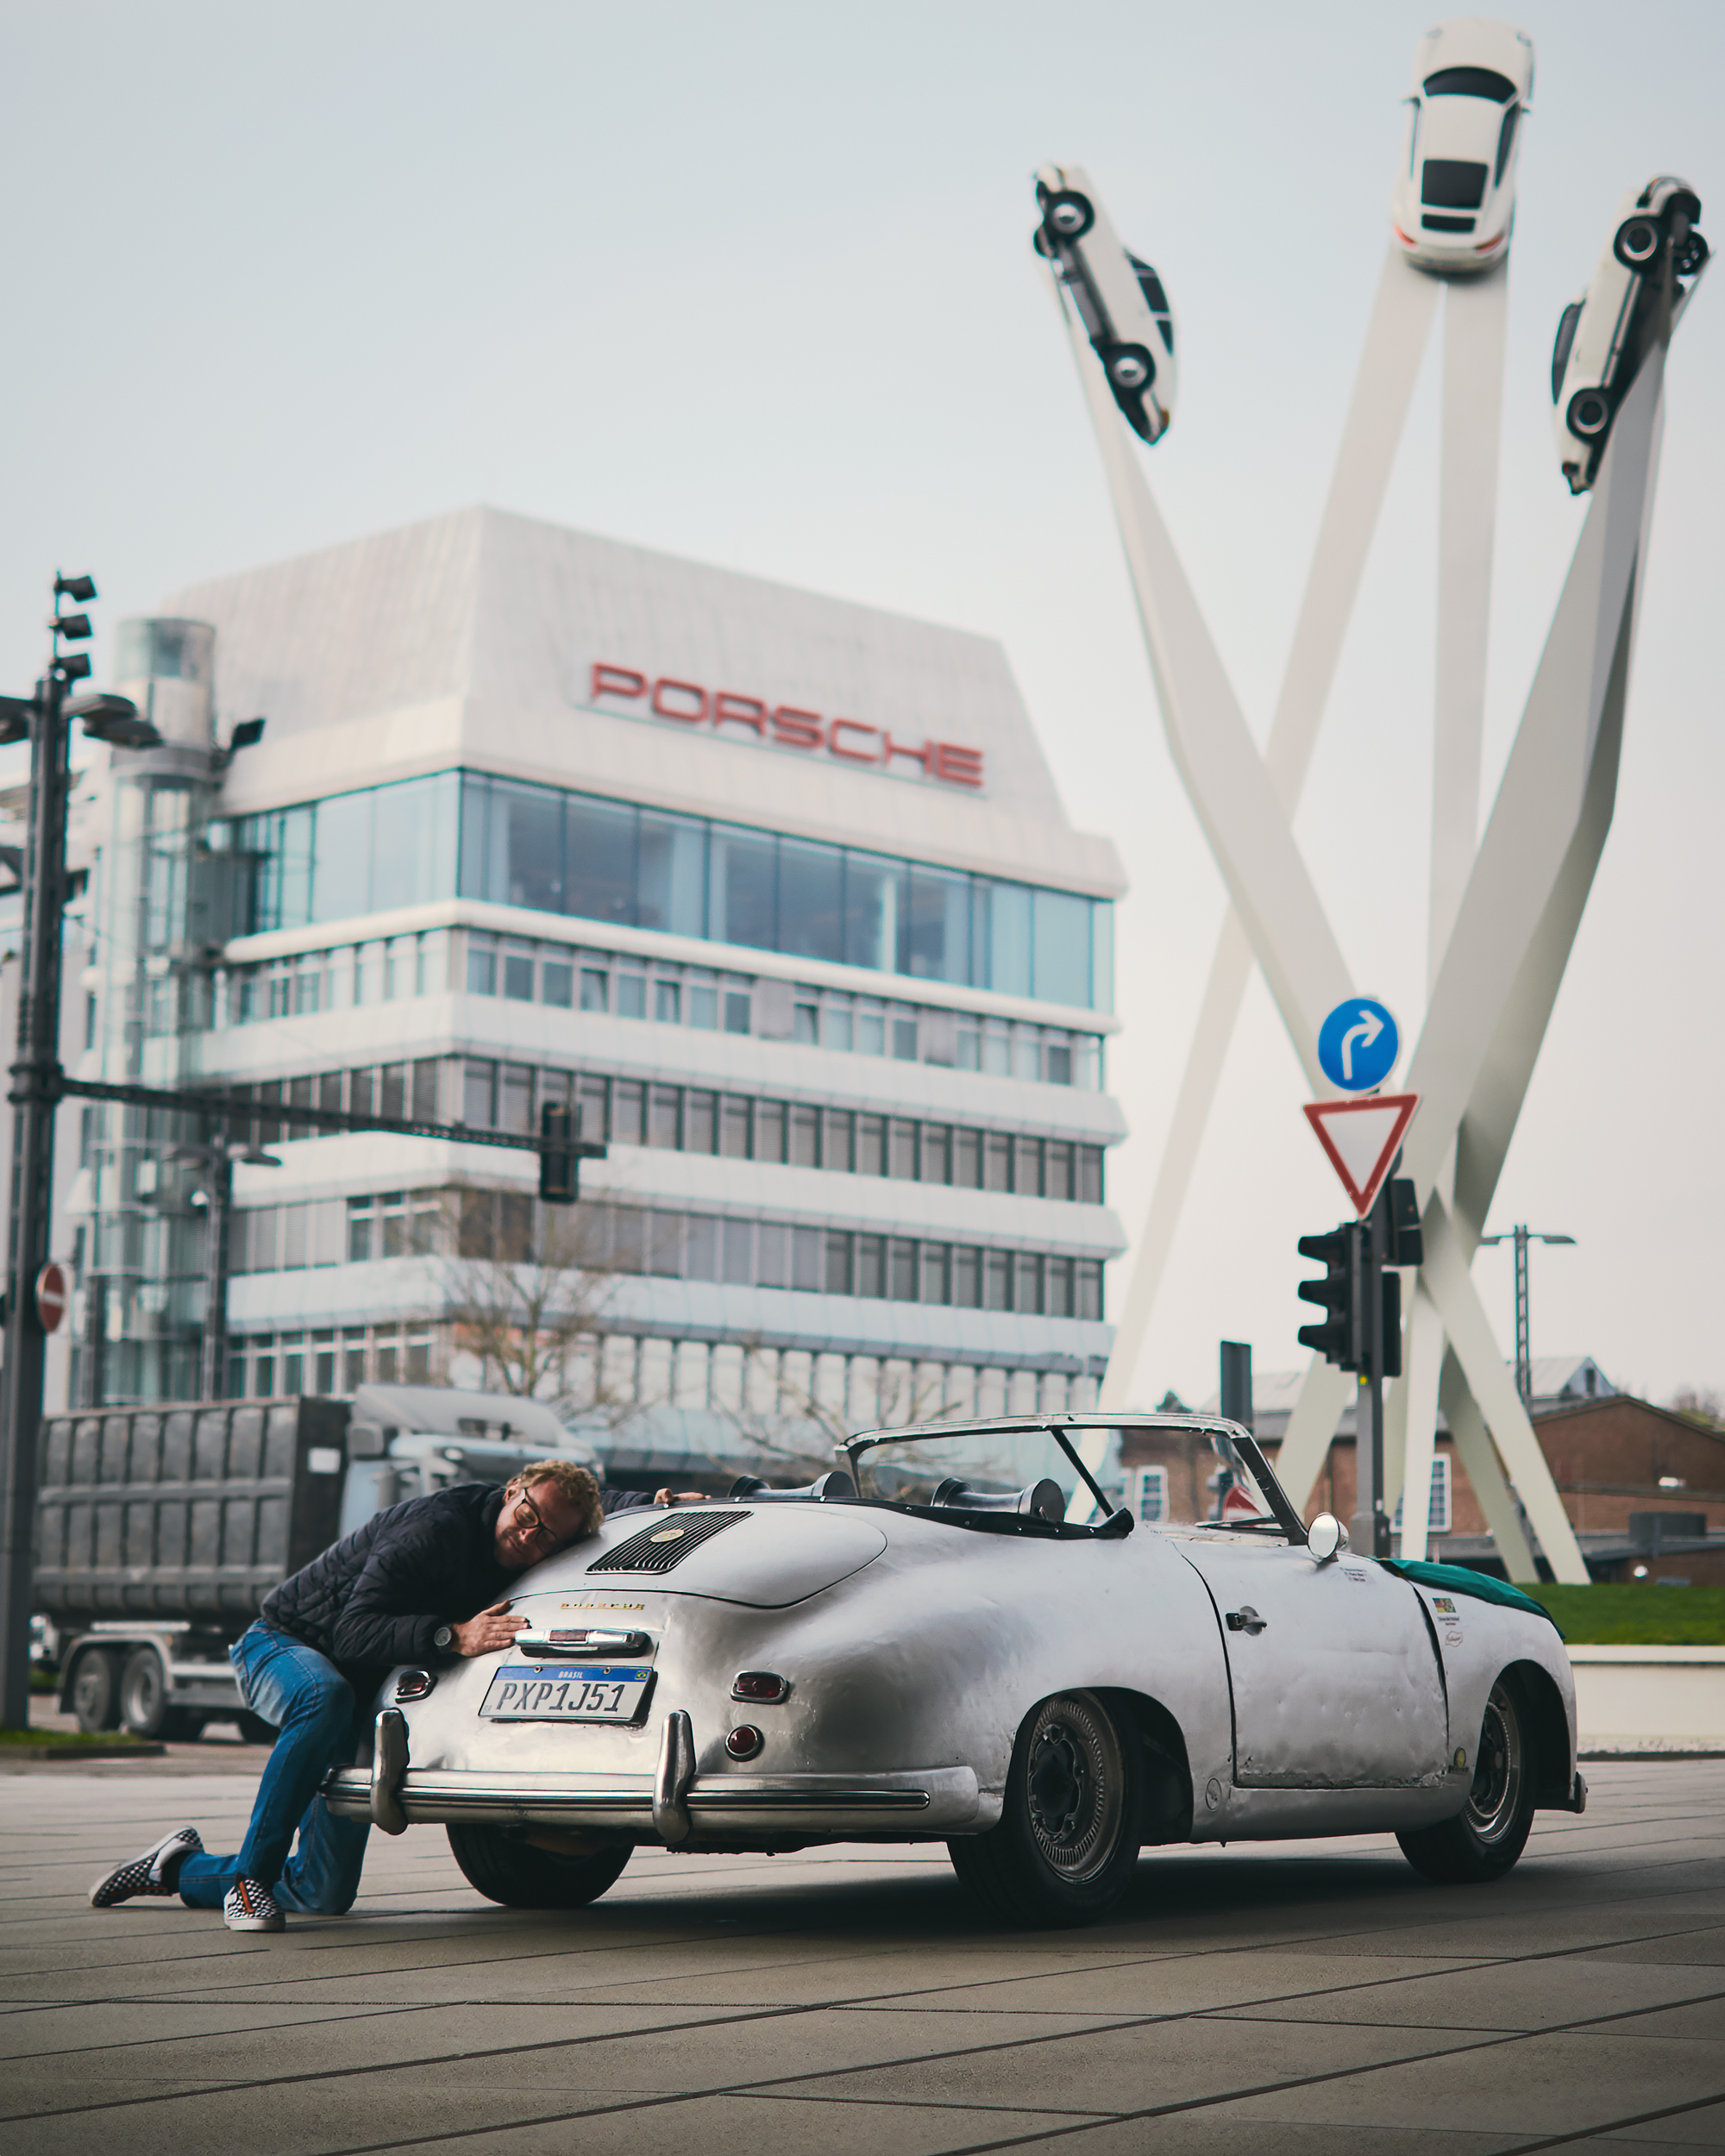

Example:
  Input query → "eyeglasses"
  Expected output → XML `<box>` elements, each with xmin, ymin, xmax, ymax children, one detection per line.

<box><xmin>511</xmin><ymin>1490</ymin><xmax>563</xmax><ymax>1553</ymax></box>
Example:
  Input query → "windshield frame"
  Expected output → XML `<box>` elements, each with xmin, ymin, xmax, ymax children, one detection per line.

<box><xmin>839</xmin><ymin>1413</ymin><xmax>1309</xmax><ymax>1545</ymax></box>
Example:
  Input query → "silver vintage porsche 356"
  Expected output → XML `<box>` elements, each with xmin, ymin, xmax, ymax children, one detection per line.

<box><xmin>325</xmin><ymin>1414</ymin><xmax>1586</xmax><ymax>1927</ymax></box>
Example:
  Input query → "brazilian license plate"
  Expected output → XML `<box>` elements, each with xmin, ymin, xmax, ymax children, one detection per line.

<box><xmin>480</xmin><ymin>1664</ymin><xmax>652</xmax><ymax>1720</ymax></box>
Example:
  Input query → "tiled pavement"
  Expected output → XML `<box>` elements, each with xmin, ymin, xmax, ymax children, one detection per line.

<box><xmin>2</xmin><ymin>1757</ymin><xmax>1722</xmax><ymax>2153</ymax></box>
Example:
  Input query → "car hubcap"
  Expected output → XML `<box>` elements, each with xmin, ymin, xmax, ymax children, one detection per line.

<box><xmin>1465</xmin><ymin>1684</ymin><xmax>1522</xmax><ymax>1846</ymax></box>
<box><xmin>1622</xmin><ymin>221</ymin><xmax>1659</xmax><ymax>261</ymax></box>
<box><xmin>1111</xmin><ymin>354</ymin><xmax>1149</xmax><ymax>388</ymax></box>
<box><xmin>1051</xmin><ymin>203</ymin><xmax>1086</xmax><ymax>234</ymax></box>
<box><xmin>1025</xmin><ymin>1695</ymin><xmax>1123</xmax><ymax>1883</ymax></box>
<box><xmin>1572</xmin><ymin>395</ymin><xmax>1609</xmax><ymax>436</ymax></box>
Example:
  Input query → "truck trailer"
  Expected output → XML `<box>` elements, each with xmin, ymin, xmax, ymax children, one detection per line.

<box><xmin>35</xmin><ymin>1386</ymin><xmax>599</xmax><ymax>1740</ymax></box>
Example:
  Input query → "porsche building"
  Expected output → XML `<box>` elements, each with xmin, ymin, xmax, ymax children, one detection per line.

<box><xmin>60</xmin><ymin>506</ymin><xmax>1126</xmax><ymax>1479</ymax></box>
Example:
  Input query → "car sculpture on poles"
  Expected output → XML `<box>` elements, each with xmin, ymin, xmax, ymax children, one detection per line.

<box><xmin>327</xmin><ymin>1414</ymin><xmax>1587</xmax><ymax>1927</ymax></box>
<box><xmin>1033</xmin><ymin>163</ymin><xmax>1177</xmax><ymax>443</ymax></box>
<box><xmin>1551</xmin><ymin>176</ymin><xmax>1708</xmax><ymax>494</ymax></box>
<box><xmin>1390</xmin><ymin>17</ymin><xmax>1534</xmax><ymax>275</ymax></box>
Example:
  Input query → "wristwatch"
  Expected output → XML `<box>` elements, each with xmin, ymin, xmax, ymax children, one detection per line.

<box><xmin>431</xmin><ymin>1624</ymin><xmax>455</xmax><ymax>1654</ymax></box>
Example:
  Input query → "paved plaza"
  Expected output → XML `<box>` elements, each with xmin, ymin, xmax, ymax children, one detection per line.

<box><xmin>2</xmin><ymin>1752</ymin><xmax>1722</xmax><ymax>2154</ymax></box>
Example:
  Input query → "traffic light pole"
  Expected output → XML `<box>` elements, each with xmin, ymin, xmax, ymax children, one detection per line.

<box><xmin>1353</xmin><ymin>1183</ymin><xmax>1390</xmax><ymax>1559</ymax></box>
<box><xmin>0</xmin><ymin>665</ymin><xmax>70</xmax><ymax>1730</ymax></box>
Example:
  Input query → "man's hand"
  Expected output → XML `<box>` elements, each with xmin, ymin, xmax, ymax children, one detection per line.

<box><xmin>653</xmin><ymin>1489</ymin><xmax>708</xmax><ymax>1507</ymax></box>
<box><xmin>452</xmin><ymin>1602</ymin><xmax>525</xmax><ymax>1657</ymax></box>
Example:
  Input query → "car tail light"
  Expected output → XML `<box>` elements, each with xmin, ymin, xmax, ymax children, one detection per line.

<box><xmin>731</xmin><ymin>1670</ymin><xmax>789</xmax><ymax>1703</ymax></box>
<box><xmin>725</xmin><ymin>1725</ymin><xmax>763</xmax><ymax>1759</ymax></box>
<box><xmin>394</xmin><ymin>1669</ymin><xmax>436</xmax><ymax>1702</ymax></box>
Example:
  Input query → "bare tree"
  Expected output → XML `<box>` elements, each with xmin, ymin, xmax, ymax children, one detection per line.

<box><xmin>693</xmin><ymin>1341</ymin><xmax>964</xmax><ymax>1489</ymax></box>
<box><xmin>436</xmin><ymin>1187</ymin><xmax>637</xmax><ymax>1427</ymax></box>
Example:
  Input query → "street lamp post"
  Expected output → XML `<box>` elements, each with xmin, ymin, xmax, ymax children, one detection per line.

<box><xmin>0</xmin><ymin>576</ymin><xmax>158</xmax><ymax>1729</ymax></box>
<box><xmin>1479</xmin><ymin>1225</ymin><xmax>1578</xmax><ymax>1413</ymax></box>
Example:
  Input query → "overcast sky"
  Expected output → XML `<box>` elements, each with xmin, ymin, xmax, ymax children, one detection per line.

<box><xmin>1</xmin><ymin>0</ymin><xmax>1718</xmax><ymax>1411</ymax></box>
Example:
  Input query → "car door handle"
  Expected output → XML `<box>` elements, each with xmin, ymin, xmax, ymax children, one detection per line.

<box><xmin>1226</xmin><ymin>1606</ymin><xmax>1267</xmax><ymax>1635</ymax></box>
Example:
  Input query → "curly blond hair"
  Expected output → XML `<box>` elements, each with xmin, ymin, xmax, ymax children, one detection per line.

<box><xmin>504</xmin><ymin>1459</ymin><xmax>604</xmax><ymax>1539</ymax></box>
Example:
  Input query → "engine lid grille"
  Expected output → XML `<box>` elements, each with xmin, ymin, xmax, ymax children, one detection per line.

<box><xmin>586</xmin><ymin>1509</ymin><xmax>751</xmax><ymax>1574</ymax></box>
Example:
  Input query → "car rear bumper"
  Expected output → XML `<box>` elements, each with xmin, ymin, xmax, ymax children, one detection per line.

<box><xmin>323</xmin><ymin>1762</ymin><xmax>985</xmax><ymax>1839</ymax></box>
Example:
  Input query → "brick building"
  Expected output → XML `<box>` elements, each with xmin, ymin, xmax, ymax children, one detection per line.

<box><xmin>1134</xmin><ymin>1356</ymin><xmax>1725</xmax><ymax>1583</ymax></box>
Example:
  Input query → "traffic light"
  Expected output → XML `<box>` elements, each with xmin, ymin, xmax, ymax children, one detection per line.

<box><xmin>1296</xmin><ymin>1225</ymin><xmax>1363</xmax><ymax>1369</ymax></box>
<box><xmin>538</xmin><ymin>1102</ymin><xmax>578</xmax><ymax>1204</ymax></box>
<box><xmin>1388</xmin><ymin>1176</ymin><xmax>1424</xmax><ymax>1266</ymax></box>
<box><xmin>1379</xmin><ymin>1269</ymin><xmax>1403</xmax><ymax>1378</ymax></box>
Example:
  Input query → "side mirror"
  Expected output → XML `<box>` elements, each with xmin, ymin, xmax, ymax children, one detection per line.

<box><xmin>1307</xmin><ymin>1513</ymin><xmax>1349</xmax><ymax>1564</ymax></box>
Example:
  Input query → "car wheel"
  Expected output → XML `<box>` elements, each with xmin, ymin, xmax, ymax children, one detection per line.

<box><xmin>71</xmin><ymin>1649</ymin><xmax>121</xmax><ymax>1733</ymax></box>
<box><xmin>1676</xmin><ymin>230</ymin><xmax>1709</xmax><ymax>279</ymax></box>
<box><xmin>1103</xmin><ymin>342</ymin><xmax>1155</xmax><ymax>392</ymax></box>
<box><xmin>948</xmin><ymin>1692</ymin><xmax>1142</xmax><ymax>1928</ymax></box>
<box><xmin>1042</xmin><ymin>190</ymin><xmax>1094</xmax><ymax>240</ymax></box>
<box><xmin>1396</xmin><ymin>1677</ymin><xmax>1537</xmax><ymax>1884</ymax></box>
<box><xmin>1565</xmin><ymin>385</ymin><xmax>1613</xmax><ymax>440</ymax></box>
<box><xmin>1614</xmin><ymin>216</ymin><xmax>1663</xmax><ymax>269</ymax></box>
<box><xmin>445</xmin><ymin>1824</ymin><xmax>632</xmax><ymax>1910</ymax></box>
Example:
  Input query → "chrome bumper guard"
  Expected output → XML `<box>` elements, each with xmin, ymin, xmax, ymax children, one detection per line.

<box><xmin>323</xmin><ymin>1761</ymin><xmax>979</xmax><ymax>1838</ymax></box>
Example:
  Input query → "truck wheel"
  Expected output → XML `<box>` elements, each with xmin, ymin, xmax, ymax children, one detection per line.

<box><xmin>71</xmin><ymin>1649</ymin><xmax>121</xmax><ymax>1733</ymax></box>
<box><xmin>1397</xmin><ymin>1677</ymin><xmax>1537</xmax><ymax>1884</ymax></box>
<box><xmin>445</xmin><ymin>1825</ymin><xmax>632</xmax><ymax>1909</ymax></box>
<box><xmin>948</xmin><ymin>1691</ymin><xmax>1143</xmax><ymax>1928</ymax></box>
<box><xmin>118</xmin><ymin>1646</ymin><xmax>198</xmax><ymax>1742</ymax></box>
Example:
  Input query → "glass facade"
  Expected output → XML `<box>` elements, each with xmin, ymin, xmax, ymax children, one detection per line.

<box><xmin>225</xmin><ymin>771</ymin><xmax>1112</xmax><ymax>1011</ymax></box>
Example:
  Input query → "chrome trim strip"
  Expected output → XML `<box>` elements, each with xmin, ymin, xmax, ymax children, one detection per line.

<box><xmin>323</xmin><ymin>1765</ymin><xmax>932</xmax><ymax>1823</ymax></box>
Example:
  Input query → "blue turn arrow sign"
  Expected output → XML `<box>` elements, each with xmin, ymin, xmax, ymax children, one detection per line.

<box><xmin>1317</xmin><ymin>997</ymin><xmax>1400</xmax><ymax>1094</ymax></box>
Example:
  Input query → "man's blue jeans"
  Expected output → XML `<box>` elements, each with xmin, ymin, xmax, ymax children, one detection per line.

<box><xmin>177</xmin><ymin>1621</ymin><xmax>372</xmax><ymax>1914</ymax></box>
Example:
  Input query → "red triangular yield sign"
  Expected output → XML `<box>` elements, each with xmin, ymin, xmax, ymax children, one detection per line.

<box><xmin>1302</xmin><ymin>1094</ymin><xmax>1419</xmax><ymax>1217</ymax></box>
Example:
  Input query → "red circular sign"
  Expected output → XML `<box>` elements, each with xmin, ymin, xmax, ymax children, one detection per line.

<box><xmin>35</xmin><ymin>1263</ymin><xmax>68</xmax><ymax>1333</ymax></box>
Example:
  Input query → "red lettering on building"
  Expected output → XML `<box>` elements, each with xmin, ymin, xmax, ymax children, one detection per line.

<box><xmin>881</xmin><ymin>731</ymin><xmax>932</xmax><ymax>774</ymax></box>
<box><xmin>829</xmin><ymin>719</ymin><xmax>879</xmax><ymax>762</ymax></box>
<box><xmin>771</xmin><ymin>705</ymin><xmax>825</xmax><ymax>750</ymax></box>
<box><xmin>588</xmin><ymin>663</ymin><xmax>985</xmax><ymax>788</ymax></box>
<box><xmin>934</xmin><ymin>742</ymin><xmax>985</xmax><ymax>788</ymax></box>
<box><xmin>649</xmin><ymin>678</ymin><xmax>708</xmax><ymax>723</ymax></box>
<box><xmin>712</xmin><ymin>692</ymin><xmax>768</xmax><ymax>737</ymax></box>
<box><xmin>592</xmin><ymin>663</ymin><xmax>647</xmax><ymax>702</ymax></box>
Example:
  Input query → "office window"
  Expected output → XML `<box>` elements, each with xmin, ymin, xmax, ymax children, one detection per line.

<box><xmin>1046</xmin><ymin>1140</ymin><xmax>1074</xmax><ymax>1202</ymax></box>
<box><xmin>1076</xmin><ymin>1261</ymin><xmax>1102</xmax><ymax>1320</ymax></box>
<box><xmin>825</xmin><ymin>1231</ymin><xmax>853</xmax><ymax>1295</ymax></box>
<box><xmin>823</xmin><ymin>1107</ymin><xmax>854</xmax><ymax>1172</ymax></box>
<box><xmin>954</xmin><ymin>1128</ymin><xmax>982</xmax><ymax>1189</ymax></box>
<box><xmin>888</xmin><ymin>1119</ymin><xmax>919</xmax><ymax>1181</ymax></box>
<box><xmin>502</xmin><ymin>948</ymin><xmax>535</xmax><ymax>1000</ymax></box>
<box><xmin>856</xmin><ymin>1234</ymin><xmax>885</xmax><ymax>1300</ymax></box>
<box><xmin>888</xmin><ymin>1238</ymin><xmax>919</xmax><ymax>1301</ymax></box>
<box><xmin>543</xmin><ymin>957</ymin><xmax>574</xmax><ymax>1008</ymax></box>
<box><xmin>985</xmin><ymin>1131</ymin><xmax>1013</xmax><ymax>1193</ymax></box>
<box><xmin>954</xmin><ymin>1245</ymin><xmax>982</xmax><ymax>1308</ymax></box>
<box><xmin>1016</xmin><ymin>1136</ymin><xmax>1044</xmax><ymax>1198</ymax></box>
<box><xmin>380</xmin><ymin>1063</ymin><xmax>408</xmax><ymax>1120</ymax></box>
<box><xmin>1046</xmin><ymin>1256</ymin><xmax>1075</xmax><ymax>1319</ymax></box>
<box><xmin>645</xmin><ymin>1085</ymin><xmax>681</xmax><ymax>1150</ymax></box>
<box><xmin>612</xmin><ymin>1080</ymin><xmax>645</xmax><ymax>1145</ymax></box>
<box><xmin>792</xmin><ymin>1226</ymin><xmax>823</xmax><ymax>1292</ymax></box>
<box><xmin>789</xmin><ymin>1105</ymin><xmax>819</xmax><ymax>1168</ymax></box>
<box><xmin>463</xmin><ymin>1061</ymin><xmax>495</xmax><ymax>1129</ymax></box>
<box><xmin>794</xmin><ymin>1001</ymin><xmax>819</xmax><ymax>1044</ymax></box>
<box><xmin>467</xmin><ymin>937</ymin><xmax>497</xmax><ymax>995</ymax></box>
<box><xmin>724</xmin><ymin>989</ymin><xmax>751</xmax><ymax>1034</ymax></box>
<box><xmin>756</xmin><ymin>1100</ymin><xmax>786</xmax><ymax>1165</ymax></box>
<box><xmin>686</xmin><ymin>1090</ymin><xmax>717</xmax><ymax>1156</ymax></box>
<box><xmin>655</xmin><ymin>978</ymin><xmax>681</xmax><ymax>1025</ymax></box>
<box><xmin>616</xmin><ymin>971</ymin><xmax>645</xmax><ymax>1018</ymax></box>
<box><xmin>346</xmin><ymin>1196</ymin><xmax>374</xmax><ymax>1264</ymax></box>
<box><xmin>985</xmin><ymin>1250</ymin><xmax>1013</xmax><ymax>1312</ymax></box>
<box><xmin>856</xmin><ymin>1114</ymin><xmax>886</xmax><ymax>1177</ymax></box>
<box><xmin>921</xmin><ymin>1124</ymin><xmax>951</xmax><ymax>1186</ymax></box>
<box><xmin>721</xmin><ymin>1218</ymin><xmax>754</xmax><ymax>1285</ymax></box>
<box><xmin>342</xmin><ymin>1330</ymin><xmax>367</xmax><ymax>1390</ymax></box>
<box><xmin>1079</xmin><ymin>1147</ymin><xmax>1105</xmax><ymax>1204</ymax></box>
<box><xmin>756</xmin><ymin>1222</ymin><xmax>788</xmax><ymax>1288</ymax></box>
<box><xmin>687</xmin><ymin>975</ymin><xmax>718</xmax><ymax>1029</ymax></box>
<box><xmin>719</xmin><ymin>1095</ymin><xmax>751</xmax><ymax>1159</ymax></box>
<box><xmin>580</xmin><ymin>966</ymin><xmax>608</xmax><ymax>1012</ymax></box>
<box><xmin>412</xmin><ymin>1058</ymin><xmax>440</xmax><ymax>1120</ymax></box>
<box><xmin>684</xmin><ymin>1214</ymin><xmax>718</xmax><ymax>1282</ymax></box>
<box><xmin>921</xmin><ymin>1243</ymin><xmax>950</xmax><ymax>1306</ymax></box>
<box><xmin>405</xmin><ymin>1331</ymin><xmax>434</xmax><ymax>1384</ymax></box>
<box><xmin>1015</xmin><ymin>1252</ymin><xmax>1044</xmax><ymax>1315</ymax></box>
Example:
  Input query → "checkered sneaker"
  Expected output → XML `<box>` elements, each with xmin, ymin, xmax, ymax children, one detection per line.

<box><xmin>89</xmin><ymin>1826</ymin><xmax>204</xmax><ymax>1908</ymax></box>
<box><xmin>223</xmin><ymin>1877</ymin><xmax>285</xmax><ymax>1933</ymax></box>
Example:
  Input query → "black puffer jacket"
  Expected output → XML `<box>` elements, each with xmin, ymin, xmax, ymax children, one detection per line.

<box><xmin>260</xmin><ymin>1482</ymin><xmax>650</xmax><ymax>1683</ymax></box>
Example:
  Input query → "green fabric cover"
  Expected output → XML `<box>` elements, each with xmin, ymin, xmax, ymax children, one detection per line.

<box><xmin>1380</xmin><ymin>1557</ymin><xmax>1564</xmax><ymax>1634</ymax></box>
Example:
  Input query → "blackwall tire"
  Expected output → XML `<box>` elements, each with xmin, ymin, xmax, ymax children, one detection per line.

<box><xmin>445</xmin><ymin>1824</ymin><xmax>632</xmax><ymax>1910</ymax></box>
<box><xmin>120</xmin><ymin>1647</ymin><xmax>171</xmax><ymax>1738</ymax></box>
<box><xmin>1614</xmin><ymin>216</ymin><xmax>1662</xmax><ymax>269</ymax></box>
<box><xmin>71</xmin><ymin>1650</ymin><xmax>120</xmax><ymax>1733</ymax></box>
<box><xmin>1397</xmin><ymin>1677</ymin><xmax>1537</xmax><ymax>1884</ymax></box>
<box><xmin>947</xmin><ymin>1692</ymin><xmax>1142</xmax><ymax>1928</ymax></box>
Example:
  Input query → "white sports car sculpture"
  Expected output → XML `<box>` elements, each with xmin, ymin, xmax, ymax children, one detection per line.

<box><xmin>1551</xmin><ymin>176</ymin><xmax>1708</xmax><ymax>494</ymax></box>
<box><xmin>1033</xmin><ymin>163</ymin><xmax>1177</xmax><ymax>443</ymax></box>
<box><xmin>1389</xmin><ymin>16</ymin><xmax>1534</xmax><ymax>275</ymax></box>
<box><xmin>327</xmin><ymin>1415</ymin><xmax>1586</xmax><ymax>1927</ymax></box>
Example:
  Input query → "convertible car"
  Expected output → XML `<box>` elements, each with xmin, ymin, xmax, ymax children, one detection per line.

<box><xmin>326</xmin><ymin>1414</ymin><xmax>1585</xmax><ymax>1927</ymax></box>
